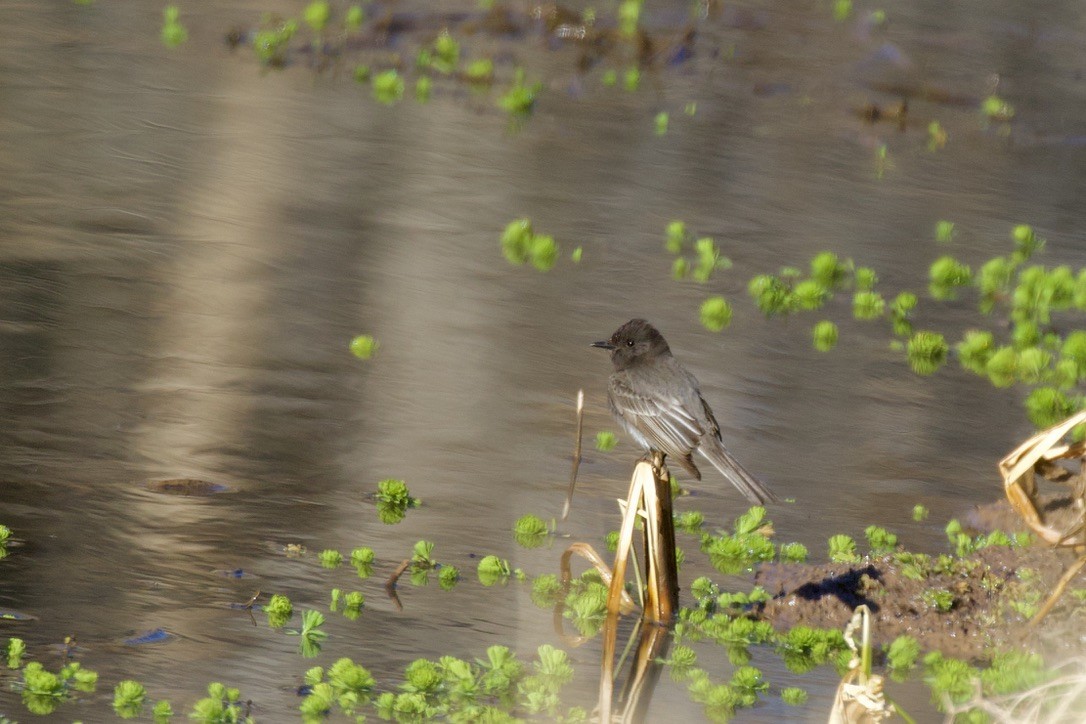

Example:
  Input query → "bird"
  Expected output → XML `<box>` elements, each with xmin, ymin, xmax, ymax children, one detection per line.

<box><xmin>592</xmin><ymin>318</ymin><xmax>778</xmax><ymax>504</ymax></box>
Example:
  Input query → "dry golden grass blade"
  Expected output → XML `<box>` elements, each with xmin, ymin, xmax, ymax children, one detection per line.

<box><xmin>829</xmin><ymin>605</ymin><xmax>898</xmax><ymax>724</ymax></box>
<box><xmin>999</xmin><ymin>410</ymin><xmax>1086</xmax><ymax>547</ymax></box>
<box><xmin>562</xmin><ymin>389</ymin><xmax>585</xmax><ymax>522</ymax></box>
<box><xmin>1026</xmin><ymin>553</ymin><xmax>1086</xmax><ymax>631</ymax></box>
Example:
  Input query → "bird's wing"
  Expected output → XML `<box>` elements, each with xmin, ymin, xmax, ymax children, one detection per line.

<box><xmin>609</xmin><ymin>372</ymin><xmax>706</xmax><ymax>456</ymax></box>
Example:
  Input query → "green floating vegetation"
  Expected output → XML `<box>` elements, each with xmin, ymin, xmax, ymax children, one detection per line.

<box><xmin>928</xmin><ymin>255</ymin><xmax>973</xmax><ymax>300</ymax></box>
<box><xmin>113</xmin><ymin>679</ymin><xmax>146</xmax><ymax>719</ymax></box>
<box><xmin>906</xmin><ymin>331</ymin><xmax>948</xmax><ymax>375</ymax></box>
<box><xmin>301</xmin><ymin>658</ymin><xmax>375</xmax><ymax>721</ymax></box>
<box><xmin>828</xmin><ymin>534</ymin><xmax>860</xmax><ymax>564</ymax></box>
<box><xmin>319</xmin><ymin>549</ymin><xmax>343</xmax><ymax>569</ymax></box>
<box><xmin>595</xmin><ymin>430</ymin><xmax>617</xmax><ymax>452</ymax></box>
<box><xmin>345</xmin><ymin>5</ymin><xmax>364</xmax><ymax>32</ymax></box>
<box><xmin>513</xmin><ymin>514</ymin><xmax>552</xmax><ymax>549</ymax></box>
<box><xmin>264</xmin><ymin>593</ymin><xmax>294</xmax><ymax>628</ymax></box>
<box><xmin>700</xmin><ymin>296</ymin><xmax>732</xmax><ymax>333</ymax></box>
<box><xmin>935</xmin><ymin>220</ymin><xmax>956</xmax><ymax>243</ymax></box>
<box><xmin>700</xmin><ymin>506</ymin><xmax>776</xmax><ymax>574</ymax></box>
<box><xmin>778</xmin><ymin>541</ymin><xmax>808</xmax><ymax>563</ymax></box>
<box><xmin>350</xmin><ymin>546</ymin><xmax>374</xmax><ymax>579</ymax></box>
<box><xmin>812</xmin><ymin>320</ymin><xmax>838</xmax><ymax>351</ymax></box>
<box><xmin>477</xmin><ymin>555</ymin><xmax>512</xmax><ymax>586</ymax></box>
<box><xmin>161</xmin><ymin>6</ymin><xmax>187</xmax><ymax>48</ymax></box>
<box><xmin>864</xmin><ymin>525</ymin><xmax>898</xmax><ymax>554</ymax></box>
<box><xmin>372</xmin><ymin>69</ymin><xmax>405</xmax><ymax>104</ymax></box>
<box><xmin>252</xmin><ymin>17</ymin><xmax>297</xmax><ymax>66</ymax></box>
<box><xmin>781</xmin><ymin>686</ymin><xmax>808</xmax><ymax>705</ymax></box>
<box><xmin>981</xmin><ymin>95</ymin><xmax>1014</xmax><ymax>122</ymax></box>
<box><xmin>912</xmin><ymin>504</ymin><xmax>929</xmax><ymax>522</ymax></box>
<box><xmin>375</xmin><ymin>478</ymin><xmax>420</xmax><ymax>525</ymax></box>
<box><xmin>623</xmin><ymin>66</ymin><xmax>640</xmax><ymax>92</ymax></box>
<box><xmin>348</xmin><ymin>333</ymin><xmax>378</xmax><ymax>359</ymax></box>
<box><xmin>415</xmin><ymin>75</ymin><xmax>432</xmax><ymax>103</ymax></box>
<box><xmin>302</xmin><ymin>1</ymin><xmax>330</xmax><ymax>33</ymax></box>
<box><xmin>287</xmin><ymin>610</ymin><xmax>328</xmax><ymax>658</ymax></box>
<box><xmin>190</xmin><ymin>682</ymin><xmax>248</xmax><ymax>724</ymax></box>
<box><xmin>498</xmin><ymin>68</ymin><xmax>541</xmax><ymax>116</ymax></box>
<box><xmin>14</xmin><ymin>657</ymin><xmax>98</xmax><ymax>717</ymax></box>
<box><xmin>655</xmin><ymin>111</ymin><xmax>669</xmax><ymax>136</ymax></box>
<box><xmin>500</xmin><ymin>218</ymin><xmax>558</xmax><ymax>271</ymax></box>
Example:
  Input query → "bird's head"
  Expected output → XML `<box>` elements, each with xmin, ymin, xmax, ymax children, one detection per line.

<box><xmin>592</xmin><ymin>318</ymin><xmax>671</xmax><ymax>369</ymax></box>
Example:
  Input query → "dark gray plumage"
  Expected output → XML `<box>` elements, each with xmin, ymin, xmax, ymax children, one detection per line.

<box><xmin>592</xmin><ymin>319</ymin><xmax>778</xmax><ymax>505</ymax></box>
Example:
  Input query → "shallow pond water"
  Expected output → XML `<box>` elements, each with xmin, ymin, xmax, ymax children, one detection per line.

<box><xmin>2</xmin><ymin>0</ymin><xmax>1086</xmax><ymax>721</ymax></box>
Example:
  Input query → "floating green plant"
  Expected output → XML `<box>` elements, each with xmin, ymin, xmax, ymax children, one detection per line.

<box><xmin>161</xmin><ymin>6</ymin><xmax>187</xmax><ymax>48</ymax></box>
<box><xmin>350</xmin><ymin>546</ymin><xmax>374</xmax><ymax>578</ymax></box>
<box><xmin>301</xmin><ymin>658</ymin><xmax>375</xmax><ymax>720</ymax></box>
<box><xmin>430</xmin><ymin>31</ymin><xmax>460</xmax><ymax>75</ymax></box>
<box><xmin>252</xmin><ymin>17</ymin><xmax>297</xmax><ymax>66</ymax></box>
<box><xmin>776</xmin><ymin>625</ymin><xmax>848</xmax><ymax>674</ymax></box>
<box><xmin>498</xmin><ymin>69</ymin><xmax>541</xmax><ymax>115</ymax></box>
<box><xmin>623</xmin><ymin>67</ymin><xmax>640</xmax><ymax>92</ymax></box>
<box><xmin>935</xmin><ymin>220</ymin><xmax>956</xmax><ymax>243</ymax></box>
<box><xmin>113</xmin><ymin>680</ymin><xmax>146</xmax><ymax>719</ymax></box>
<box><xmin>7</xmin><ymin>636</ymin><xmax>26</xmax><ymax>668</ymax></box>
<box><xmin>348</xmin><ymin>334</ymin><xmax>378</xmax><ymax>359</ymax></box>
<box><xmin>864</xmin><ymin>525</ymin><xmax>898</xmax><ymax>554</ymax></box>
<box><xmin>375</xmin><ymin>478</ymin><xmax>420</xmax><ymax>524</ymax></box>
<box><xmin>477</xmin><ymin>555</ymin><xmax>511</xmax><ymax>586</ymax></box>
<box><xmin>513</xmin><ymin>514</ymin><xmax>551</xmax><ymax>548</ymax></box>
<box><xmin>912</xmin><ymin>504</ymin><xmax>929</xmax><ymax>522</ymax></box>
<box><xmin>655</xmin><ymin>111</ymin><xmax>669</xmax><ymax>136</ymax></box>
<box><xmin>828</xmin><ymin>534</ymin><xmax>860</xmax><ymax>563</ymax></box>
<box><xmin>595</xmin><ymin>430</ymin><xmax>617</xmax><ymax>452</ymax></box>
<box><xmin>288</xmin><ymin>610</ymin><xmax>328</xmax><ymax>658</ymax></box>
<box><xmin>852</xmin><ymin>290</ymin><xmax>885</xmax><ymax>320</ymax></box>
<box><xmin>570</xmin><ymin>246</ymin><xmax>583</xmax><ymax>263</ymax></box>
<box><xmin>779</xmin><ymin>541</ymin><xmax>809</xmax><ymax>563</ymax></box>
<box><xmin>618</xmin><ymin>0</ymin><xmax>642</xmax><ymax>37</ymax></box>
<box><xmin>303</xmin><ymin>1</ymin><xmax>330</xmax><ymax>33</ymax></box>
<box><xmin>415</xmin><ymin>76</ymin><xmax>432</xmax><ymax>102</ymax></box>
<box><xmin>319</xmin><ymin>549</ymin><xmax>343</xmax><ymax>569</ymax></box>
<box><xmin>345</xmin><ymin>5</ymin><xmax>364</xmax><ymax>32</ymax></box>
<box><xmin>464</xmin><ymin>58</ymin><xmax>494</xmax><ymax>84</ymax></box>
<box><xmin>665</xmin><ymin>221</ymin><xmax>686</xmax><ymax>254</ymax></box>
<box><xmin>812</xmin><ymin>320</ymin><xmax>838</xmax><ymax>351</ymax></box>
<box><xmin>928</xmin><ymin>121</ymin><xmax>948</xmax><ymax>150</ymax></box>
<box><xmin>438</xmin><ymin>565</ymin><xmax>460</xmax><ymax>591</ymax></box>
<box><xmin>781</xmin><ymin>687</ymin><xmax>808</xmax><ymax>705</ymax></box>
<box><xmin>906</xmin><ymin>331</ymin><xmax>948</xmax><ymax>375</ymax></box>
<box><xmin>265</xmin><ymin>593</ymin><xmax>293</xmax><ymax>628</ymax></box>
<box><xmin>500</xmin><ymin>218</ymin><xmax>559</xmax><ymax>271</ymax></box>
<box><xmin>189</xmin><ymin>682</ymin><xmax>247</xmax><ymax>724</ymax></box>
<box><xmin>701</xmin><ymin>507</ymin><xmax>776</xmax><ymax>574</ymax></box>
<box><xmin>928</xmin><ymin>255</ymin><xmax>973</xmax><ymax>300</ymax></box>
<box><xmin>981</xmin><ymin>95</ymin><xmax>1014</xmax><ymax>122</ymax></box>
<box><xmin>372</xmin><ymin>69</ymin><xmax>405</xmax><ymax>104</ymax></box>
<box><xmin>699</xmin><ymin>296</ymin><xmax>732</xmax><ymax>332</ymax></box>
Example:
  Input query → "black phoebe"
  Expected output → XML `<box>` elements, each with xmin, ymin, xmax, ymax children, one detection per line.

<box><xmin>592</xmin><ymin>319</ymin><xmax>778</xmax><ymax>504</ymax></box>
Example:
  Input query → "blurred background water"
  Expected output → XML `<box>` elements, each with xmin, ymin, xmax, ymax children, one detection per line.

<box><xmin>2</xmin><ymin>0</ymin><xmax>1086</xmax><ymax>720</ymax></box>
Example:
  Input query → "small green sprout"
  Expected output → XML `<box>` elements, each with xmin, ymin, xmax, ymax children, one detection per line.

<box><xmin>438</xmin><ymin>565</ymin><xmax>460</xmax><ymax>590</ymax></box>
<box><xmin>161</xmin><ymin>6</ymin><xmax>187</xmax><ymax>48</ymax></box>
<box><xmin>935</xmin><ymin>220</ymin><xmax>956</xmax><ymax>243</ymax></box>
<box><xmin>349</xmin><ymin>334</ymin><xmax>378</xmax><ymax>359</ymax></box>
<box><xmin>981</xmin><ymin>95</ymin><xmax>1014</xmax><ymax>122</ymax></box>
<box><xmin>265</xmin><ymin>593</ymin><xmax>294</xmax><ymax>628</ymax></box>
<box><xmin>530</xmin><ymin>573</ymin><xmax>562</xmax><ymax>608</ymax></box>
<box><xmin>812</xmin><ymin>320</ymin><xmax>838</xmax><ymax>351</ymax></box>
<box><xmin>674</xmin><ymin>510</ymin><xmax>704</xmax><ymax>534</ymax></box>
<box><xmin>477</xmin><ymin>555</ymin><xmax>512</xmax><ymax>586</ymax></box>
<box><xmin>415</xmin><ymin>76</ymin><xmax>432</xmax><ymax>102</ymax></box>
<box><xmin>828</xmin><ymin>534</ymin><xmax>860</xmax><ymax>563</ymax></box>
<box><xmin>498</xmin><ymin>68</ymin><xmax>541</xmax><ymax>115</ymax></box>
<box><xmin>929</xmin><ymin>256</ymin><xmax>973</xmax><ymax>300</ymax></box>
<box><xmin>922</xmin><ymin>588</ymin><xmax>954</xmax><ymax>612</ymax></box>
<box><xmin>7</xmin><ymin>637</ymin><xmax>26</xmax><ymax>669</ymax></box>
<box><xmin>956</xmin><ymin>329</ymin><xmax>994</xmax><ymax>374</ymax></box>
<box><xmin>655</xmin><ymin>111</ymin><xmax>669</xmax><ymax>136</ymax></box>
<box><xmin>345</xmin><ymin>5</ymin><xmax>365</xmax><ymax>31</ymax></box>
<box><xmin>431</xmin><ymin>31</ymin><xmax>460</xmax><ymax>74</ymax></box>
<box><xmin>288</xmin><ymin>610</ymin><xmax>328</xmax><ymax>658</ymax></box>
<box><xmin>595</xmin><ymin>430</ymin><xmax>617</xmax><ymax>452</ymax></box>
<box><xmin>781</xmin><ymin>687</ymin><xmax>808</xmax><ymax>705</ymax></box>
<box><xmin>464</xmin><ymin>58</ymin><xmax>494</xmax><ymax>84</ymax></box>
<box><xmin>190</xmin><ymin>683</ymin><xmax>243</xmax><ymax>723</ymax></box>
<box><xmin>570</xmin><ymin>246</ymin><xmax>583</xmax><ymax>263</ymax></box>
<box><xmin>601</xmin><ymin>69</ymin><xmax>617</xmax><ymax>87</ymax></box>
<box><xmin>152</xmin><ymin>699</ymin><xmax>173</xmax><ymax>722</ymax></box>
<box><xmin>303</xmin><ymin>1</ymin><xmax>331</xmax><ymax>33</ymax></box>
<box><xmin>685</xmin><ymin>101</ymin><xmax>697</xmax><ymax>116</ymax></box>
<box><xmin>810</xmin><ymin>251</ymin><xmax>850</xmax><ymax>289</ymax></box>
<box><xmin>1011</xmin><ymin>224</ymin><xmax>1043</xmax><ymax>261</ymax></box>
<box><xmin>864</xmin><ymin>525</ymin><xmax>898</xmax><ymax>554</ymax></box>
<box><xmin>113</xmin><ymin>680</ymin><xmax>147</xmax><ymax>719</ymax></box>
<box><xmin>700</xmin><ymin>296</ymin><xmax>733</xmax><ymax>332</ymax></box>
<box><xmin>352</xmin><ymin>65</ymin><xmax>371</xmax><ymax>83</ymax></box>
<box><xmin>514</xmin><ymin>514</ymin><xmax>550</xmax><ymax>548</ymax></box>
<box><xmin>906</xmin><ymin>331</ymin><xmax>948</xmax><ymax>375</ymax></box>
<box><xmin>886</xmin><ymin>635</ymin><xmax>920</xmax><ymax>675</ymax></box>
<box><xmin>376</xmin><ymin>478</ymin><xmax>420</xmax><ymax>524</ymax></box>
<box><xmin>928</xmin><ymin>121</ymin><xmax>947</xmax><ymax>150</ymax></box>
<box><xmin>854</xmin><ymin>267</ymin><xmax>878</xmax><ymax>291</ymax></box>
<box><xmin>372</xmin><ymin>70</ymin><xmax>405</xmax><ymax>104</ymax></box>
<box><xmin>833</xmin><ymin>0</ymin><xmax>853</xmax><ymax>22</ymax></box>
<box><xmin>779</xmin><ymin>542</ymin><xmax>808</xmax><ymax>563</ymax></box>
<box><xmin>319</xmin><ymin>549</ymin><xmax>343</xmax><ymax>568</ymax></box>
<box><xmin>852</xmin><ymin>291</ymin><xmax>885</xmax><ymax>320</ymax></box>
<box><xmin>912</xmin><ymin>504</ymin><xmax>929</xmax><ymax>522</ymax></box>
<box><xmin>252</xmin><ymin>18</ymin><xmax>297</xmax><ymax>66</ymax></box>
<box><xmin>623</xmin><ymin>67</ymin><xmax>640</xmax><ymax>92</ymax></box>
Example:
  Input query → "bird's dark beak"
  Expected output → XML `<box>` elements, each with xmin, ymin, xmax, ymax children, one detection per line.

<box><xmin>591</xmin><ymin>340</ymin><xmax>616</xmax><ymax>350</ymax></box>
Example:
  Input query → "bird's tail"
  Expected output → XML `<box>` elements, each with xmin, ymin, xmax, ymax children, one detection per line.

<box><xmin>697</xmin><ymin>438</ymin><xmax>779</xmax><ymax>505</ymax></box>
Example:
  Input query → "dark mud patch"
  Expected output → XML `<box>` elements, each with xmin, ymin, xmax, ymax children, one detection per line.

<box><xmin>755</xmin><ymin>542</ymin><xmax>1082</xmax><ymax>661</ymax></box>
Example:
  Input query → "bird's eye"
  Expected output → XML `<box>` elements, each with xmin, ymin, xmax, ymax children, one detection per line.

<box><xmin>626</xmin><ymin>340</ymin><xmax>635</xmax><ymax>347</ymax></box>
